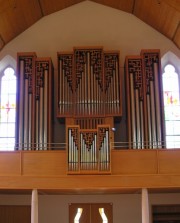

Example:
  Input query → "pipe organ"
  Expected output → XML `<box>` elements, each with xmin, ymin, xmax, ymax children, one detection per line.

<box><xmin>58</xmin><ymin>47</ymin><xmax>121</xmax><ymax>173</ymax></box>
<box><xmin>16</xmin><ymin>53</ymin><xmax>53</xmax><ymax>150</ymax></box>
<box><xmin>67</xmin><ymin>125</ymin><xmax>110</xmax><ymax>173</ymax></box>
<box><xmin>57</xmin><ymin>47</ymin><xmax>121</xmax><ymax>117</ymax></box>
<box><xmin>125</xmin><ymin>50</ymin><xmax>165</xmax><ymax>149</ymax></box>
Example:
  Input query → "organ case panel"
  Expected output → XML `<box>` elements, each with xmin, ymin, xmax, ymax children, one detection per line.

<box><xmin>125</xmin><ymin>56</ymin><xmax>145</xmax><ymax>149</ymax></box>
<box><xmin>67</xmin><ymin>125</ymin><xmax>110</xmax><ymax>173</ymax></box>
<box><xmin>16</xmin><ymin>53</ymin><xmax>53</xmax><ymax>150</ymax></box>
<box><xmin>57</xmin><ymin>47</ymin><xmax>121</xmax><ymax>118</ymax></box>
<box><xmin>125</xmin><ymin>50</ymin><xmax>165</xmax><ymax>149</ymax></box>
<box><xmin>141</xmin><ymin>49</ymin><xmax>165</xmax><ymax>148</ymax></box>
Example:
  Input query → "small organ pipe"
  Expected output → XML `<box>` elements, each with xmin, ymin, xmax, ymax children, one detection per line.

<box><xmin>28</xmin><ymin>94</ymin><xmax>32</xmax><ymax>149</ymax></box>
<box><xmin>43</xmin><ymin>70</ymin><xmax>48</xmax><ymax>149</ymax></box>
<box><xmin>154</xmin><ymin>63</ymin><xmax>162</xmax><ymax>148</ymax></box>
<box><xmin>106</xmin><ymin>130</ymin><xmax>109</xmax><ymax>163</ymax></box>
<box><xmin>140</xmin><ymin>101</ymin><xmax>144</xmax><ymax>148</ymax></box>
<box><xmin>39</xmin><ymin>86</ymin><xmax>44</xmax><ymax>150</ymax></box>
<box><xmin>68</xmin><ymin>129</ymin><xmax>72</xmax><ymax>169</ymax></box>
<box><xmin>59</xmin><ymin>59</ymin><xmax>62</xmax><ymax>114</ymax></box>
<box><xmin>35</xmin><ymin>100</ymin><xmax>39</xmax><ymax>150</ymax></box>
<box><xmin>116</xmin><ymin>60</ymin><xmax>119</xmax><ymax>105</ymax></box>
<box><xmin>150</xmin><ymin>80</ymin><xmax>157</xmax><ymax>148</ymax></box>
<box><xmin>130</xmin><ymin>73</ymin><xmax>136</xmax><ymax>148</ymax></box>
<box><xmin>135</xmin><ymin>89</ymin><xmax>141</xmax><ymax>149</ymax></box>
<box><xmin>19</xmin><ymin>60</ymin><xmax>24</xmax><ymax>150</ymax></box>
<box><xmin>147</xmin><ymin>94</ymin><xmax>152</xmax><ymax>148</ymax></box>
<box><xmin>62</xmin><ymin>69</ymin><xmax>64</xmax><ymax>114</ymax></box>
<box><xmin>87</xmin><ymin>52</ymin><xmax>90</xmax><ymax>106</ymax></box>
<box><xmin>23</xmin><ymin>79</ymin><xmax>29</xmax><ymax>150</ymax></box>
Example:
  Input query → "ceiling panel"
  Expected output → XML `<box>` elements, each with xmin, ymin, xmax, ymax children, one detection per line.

<box><xmin>0</xmin><ymin>0</ymin><xmax>42</xmax><ymax>43</ymax></box>
<box><xmin>163</xmin><ymin>0</ymin><xmax>180</xmax><ymax>12</ymax></box>
<box><xmin>39</xmin><ymin>0</ymin><xmax>85</xmax><ymax>15</ymax></box>
<box><xmin>134</xmin><ymin>0</ymin><xmax>180</xmax><ymax>40</ymax></box>
<box><xmin>173</xmin><ymin>23</ymin><xmax>180</xmax><ymax>48</ymax></box>
<box><xmin>0</xmin><ymin>0</ymin><xmax>179</xmax><ymax>50</ymax></box>
<box><xmin>90</xmin><ymin>0</ymin><xmax>134</xmax><ymax>13</ymax></box>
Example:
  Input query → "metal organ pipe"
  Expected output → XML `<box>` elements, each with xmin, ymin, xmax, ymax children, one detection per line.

<box><xmin>24</xmin><ymin>78</ymin><xmax>29</xmax><ymax>150</ymax></box>
<box><xmin>68</xmin><ymin>129</ymin><xmax>72</xmax><ymax>170</ymax></box>
<box><xmin>130</xmin><ymin>73</ymin><xmax>136</xmax><ymax>148</ymax></box>
<box><xmin>39</xmin><ymin>83</ymin><xmax>44</xmax><ymax>150</ymax></box>
<box><xmin>116</xmin><ymin>60</ymin><xmax>120</xmax><ymax>112</ymax></box>
<box><xmin>150</xmin><ymin>80</ymin><xmax>157</xmax><ymax>148</ymax></box>
<box><xmin>43</xmin><ymin>70</ymin><xmax>48</xmax><ymax>149</ymax></box>
<box><xmin>146</xmin><ymin>93</ymin><xmax>152</xmax><ymax>148</ymax></box>
<box><xmin>135</xmin><ymin>88</ymin><xmax>141</xmax><ymax>149</ymax></box>
<box><xmin>59</xmin><ymin>59</ymin><xmax>62</xmax><ymax>114</ymax></box>
<box><xmin>140</xmin><ymin>100</ymin><xmax>144</xmax><ymax>148</ymax></box>
<box><xmin>19</xmin><ymin>60</ymin><xmax>24</xmax><ymax>150</ymax></box>
<box><xmin>35</xmin><ymin>97</ymin><xmax>39</xmax><ymax>150</ymax></box>
<box><xmin>154</xmin><ymin>63</ymin><xmax>162</xmax><ymax>148</ymax></box>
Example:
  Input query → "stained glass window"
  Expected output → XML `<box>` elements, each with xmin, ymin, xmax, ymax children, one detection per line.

<box><xmin>0</xmin><ymin>67</ymin><xmax>16</xmax><ymax>151</ymax></box>
<box><xmin>162</xmin><ymin>64</ymin><xmax>180</xmax><ymax>148</ymax></box>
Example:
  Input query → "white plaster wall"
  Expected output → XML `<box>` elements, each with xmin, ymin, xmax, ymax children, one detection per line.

<box><xmin>0</xmin><ymin>0</ymin><xmax>179</xmax><ymax>70</ymax></box>
<box><xmin>0</xmin><ymin>193</ymin><xmax>180</xmax><ymax>223</ymax></box>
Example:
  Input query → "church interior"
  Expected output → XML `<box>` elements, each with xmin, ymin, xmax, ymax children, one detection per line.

<box><xmin>0</xmin><ymin>0</ymin><xmax>180</xmax><ymax>222</ymax></box>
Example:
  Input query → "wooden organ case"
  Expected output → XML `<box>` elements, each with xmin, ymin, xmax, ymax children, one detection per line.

<box><xmin>125</xmin><ymin>50</ymin><xmax>165</xmax><ymax>149</ymax></box>
<box><xmin>57</xmin><ymin>47</ymin><xmax>121</xmax><ymax>174</ymax></box>
<box><xmin>16</xmin><ymin>53</ymin><xmax>53</xmax><ymax>150</ymax></box>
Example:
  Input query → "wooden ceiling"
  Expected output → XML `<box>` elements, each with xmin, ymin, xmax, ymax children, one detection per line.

<box><xmin>0</xmin><ymin>0</ymin><xmax>179</xmax><ymax>51</ymax></box>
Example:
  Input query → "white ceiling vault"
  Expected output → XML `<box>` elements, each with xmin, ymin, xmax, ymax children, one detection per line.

<box><xmin>0</xmin><ymin>0</ymin><xmax>179</xmax><ymax>51</ymax></box>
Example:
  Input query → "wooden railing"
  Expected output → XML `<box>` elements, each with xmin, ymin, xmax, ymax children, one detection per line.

<box><xmin>0</xmin><ymin>149</ymin><xmax>180</xmax><ymax>192</ymax></box>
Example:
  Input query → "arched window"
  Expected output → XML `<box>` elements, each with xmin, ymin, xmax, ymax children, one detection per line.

<box><xmin>162</xmin><ymin>64</ymin><xmax>180</xmax><ymax>148</ymax></box>
<box><xmin>0</xmin><ymin>67</ymin><xmax>16</xmax><ymax>150</ymax></box>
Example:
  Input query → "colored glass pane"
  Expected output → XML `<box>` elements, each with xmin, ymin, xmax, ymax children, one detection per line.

<box><xmin>0</xmin><ymin>67</ymin><xmax>16</xmax><ymax>151</ymax></box>
<box><xmin>163</xmin><ymin>64</ymin><xmax>180</xmax><ymax>148</ymax></box>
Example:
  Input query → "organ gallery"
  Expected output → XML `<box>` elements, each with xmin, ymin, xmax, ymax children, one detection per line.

<box><xmin>15</xmin><ymin>47</ymin><xmax>165</xmax><ymax>174</ymax></box>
